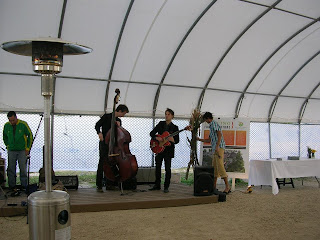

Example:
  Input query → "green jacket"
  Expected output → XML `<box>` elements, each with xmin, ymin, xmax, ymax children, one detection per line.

<box><xmin>3</xmin><ymin>119</ymin><xmax>33</xmax><ymax>151</ymax></box>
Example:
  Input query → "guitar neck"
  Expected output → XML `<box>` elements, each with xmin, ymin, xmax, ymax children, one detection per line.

<box><xmin>165</xmin><ymin>129</ymin><xmax>185</xmax><ymax>139</ymax></box>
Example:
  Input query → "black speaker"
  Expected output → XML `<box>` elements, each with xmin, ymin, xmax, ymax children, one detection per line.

<box><xmin>194</xmin><ymin>166</ymin><xmax>214</xmax><ymax>196</ymax></box>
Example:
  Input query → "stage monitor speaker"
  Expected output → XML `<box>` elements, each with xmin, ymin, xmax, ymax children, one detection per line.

<box><xmin>55</xmin><ymin>175</ymin><xmax>79</xmax><ymax>190</ymax></box>
<box><xmin>194</xmin><ymin>166</ymin><xmax>214</xmax><ymax>196</ymax></box>
<box><xmin>136</xmin><ymin>167</ymin><xmax>156</xmax><ymax>184</ymax></box>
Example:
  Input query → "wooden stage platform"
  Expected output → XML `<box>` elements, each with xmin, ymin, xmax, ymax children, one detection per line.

<box><xmin>0</xmin><ymin>183</ymin><xmax>219</xmax><ymax>217</ymax></box>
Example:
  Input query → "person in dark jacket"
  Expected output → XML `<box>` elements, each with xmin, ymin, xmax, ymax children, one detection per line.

<box><xmin>95</xmin><ymin>104</ymin><xmax>129</xmax><ymax>192</ymax></box>
<box><xmin>3</xmin><ymin>111</ymin><xmax>33</xmax><ymax>190</ymax></box>
<box><xmin>149</xmin><ymin>108</ymin><xmax>179</xmax><ymax>193</ymax></box>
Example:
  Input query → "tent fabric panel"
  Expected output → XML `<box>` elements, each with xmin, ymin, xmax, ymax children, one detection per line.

<box><xmin>238</xmin><ymin>94</ymin><xmax>274</xmax><ymax>121</ymax></box>
<box><xmin>0</xmin><ymin>1</ymin><xmax>320</xmax><ymax>123</ymax></box>
<box><xmin>271</xmin><ymin>97</ymin><xmax>305</xmax><ymax>123</ymax></box>
<box><xmin>251</xmin><ymin>0</ymin><xmax>278</xmax><ymax>5</ymax></box>
<box><xmin>60</xmin><ymin>0</ymin><xmax>130</xmax><ymax>79</ymax></box>
<box><xmin>111</xmin><ymin>83</ymin><xmax>158</xmax><ymax>117</ymax></box>
<box><xmin>247</xmin><ymin>23</ymin><xmax>320</xmax><ymax>94</ymax></box>
<box><xmin>164</xmin><ymin>0</ymin><xmax>264</xmax><ymax>88</ymax></box>
<box><xmin>111</xmin><ymin>0</ymin><xmax>174</xmax><ymax>82</ymax></box>
<box><xmin>0</xmin><ymin>74</ymin><xmax>43</xmax><ymax>112</ymax></box>
<box><xmin>201</xmin><ymin>90</ymin><xmax>241</xmax><ymax>118</ymax></box>
<box><xmin>207</xmin><ymin>9</ymin><xmax>311</xmax><ymax>91</ymax></box>
<box><xmin>155</xmin><ymin>86</ymin><xmax>202</xmax><ymax>118</ymax></box>
<box><xmin>54</xmin><ymin>77</ymin><xmax>108</xmax><ymax>114</ymax></box>
<box><xmin>128</xmin><ymin>0</ymin><xmax>210</xmax><ymax>84</ymax></box>
<box><xmin>282</xmin><ymin>55</ymin><xmax>320</xmax><ymax>97</ymax></box>
<box><xmin>302</xmin><ymin>99</ymin><xmax>320</xmax><ymax>123</ymax></box>
<box><xmin>311</xmin><ymin>86</ymin><xmax>320</xmax><ymax>99</ymax></box>
<box><xmin>0</xmin><ymin>0</ymin><xmax>63</xmax><ymax>74</ymax></box>
<box><xmin>105</xmin><ymin>82</ymin><xmax>157</xmax><ymax>117</ymax></box>
<box><xmin>0</xmin><ymin>0</ymin><xmax>62</xmax><ymax>41</ymax></box>
<box><xmin>278</xmin><ymin>0</ymin><xmax>320</xmax><ymax>19</ymax></box>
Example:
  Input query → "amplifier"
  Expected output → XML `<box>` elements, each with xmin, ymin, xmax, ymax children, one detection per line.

<box><xmin>55</xmin><ymin>175</ymin><xmax>79</xmax><ymax>190</ymax></box>
<box><xmin>136</xmin><ymin>167</ymin><xmax>156</xmax><ymax>184</ymax></box>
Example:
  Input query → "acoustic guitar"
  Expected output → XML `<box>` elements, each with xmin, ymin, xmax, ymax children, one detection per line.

<box><xmin>150</xmin><ymin>126</ymin><xmax>190</xmax><ymax>154</ymax></box>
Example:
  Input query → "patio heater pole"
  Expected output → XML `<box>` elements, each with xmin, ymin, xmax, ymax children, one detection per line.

<box><xmin>1</xmin><ymin>38</ymin><xmax>92</xmax><ymax>240</ymax></box>
<box><xmin>42</xmin><ymin>74</ymin><xmax>54</xmax><ymax>192</ymax></box>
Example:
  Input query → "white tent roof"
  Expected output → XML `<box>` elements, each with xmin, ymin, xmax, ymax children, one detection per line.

<box><xmin>1</xmin><ymin>0</ymin><xmax>320</xmax><ymax>123</ymax></box>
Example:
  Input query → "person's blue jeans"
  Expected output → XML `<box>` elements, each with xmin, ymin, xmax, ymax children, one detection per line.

<box><xmin>7</xmin><ymin>150</ymin><xmax>27</xmax><ymax>189</ymax></box>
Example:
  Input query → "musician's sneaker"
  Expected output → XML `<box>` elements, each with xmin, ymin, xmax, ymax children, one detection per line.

<box><xmin>163</xmin><ymin>188</ymin><xmax>169</xmax><ymax>193</ymax></box>
<box><xmin>149</xmin><ymin>185</ymin><xmax>161</xmax><ymax>191</ymax></box>
<box><xmin>96</xmin><ymin>187</ymin><xmax>103</xmax><ymax>193</ymax></box>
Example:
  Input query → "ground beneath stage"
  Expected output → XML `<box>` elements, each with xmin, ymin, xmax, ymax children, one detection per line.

<box><xmin>1</xmin><ymin>178</ymin><xmax>320</xmax><ymax>240</ymax></box>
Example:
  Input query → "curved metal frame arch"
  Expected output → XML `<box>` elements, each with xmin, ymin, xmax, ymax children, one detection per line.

<box><xmin>266</xmin><ymin>50</ymin><xmax>320</xmax><ymax>121</ymax></box>
<box><xmin>196</xmin><ymin>0</ymin><xmax>282</xmax><ymax>111</ymax></box>
<box><xmin>299</xmin><ymin>81</ymin><xmax>320</xmax><ymax>123</ymax></box>
<box><xmin>235</xmin><ymin>17</ymin><xmax>320</xmax><ymax>119</ymax></box>
<box><xmin>151</xmin><ymin>0</ymin><xmax>217</xmax><ymax>118</ymax></box>
<box><xmin>104</xmin><ymin>0</ymin><xmax>135</xmax><ymax>112</ymax></box>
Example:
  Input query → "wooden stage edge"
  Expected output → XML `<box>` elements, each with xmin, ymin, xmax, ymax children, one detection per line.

<box><xmin>0</xmin><ymin>183</ymin><xmax>219</xmax><ymax>217</ymax></box>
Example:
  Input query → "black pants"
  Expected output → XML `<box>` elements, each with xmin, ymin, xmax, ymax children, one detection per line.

<box><xmin>155</xmin><ymin>154</ymin><xmax>172</xmax><ymax>189</ymax></box>
<box><xmin>96</xmin><ymin>141</ymin><xmax>108</xmax><ymax>188</ymax></box>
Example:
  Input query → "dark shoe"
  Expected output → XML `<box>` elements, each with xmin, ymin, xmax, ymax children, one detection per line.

<box><xmin>96</xmin><ymin>187</ymin><xmax>103</xmax><ymax>193</ymax></box>
<box><xmin>149</xmin><ymin>185</ymin><xmax>161</xmax><ymax>191</ymax></box>
<box><xmin>163</xmin><ymin>188</ymin><xmax>169</xmax><ymax>193</ymax></box>
<box><xmin>223</xmin><ymin>188</ymin><xmax>231</xmax><ymax>194</ymax></box>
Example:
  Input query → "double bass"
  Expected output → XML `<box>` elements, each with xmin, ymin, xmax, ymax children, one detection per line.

<box><xmin>103</xmin><ymin>89</ymin><xmax>138</xmax><ymax>186</ymax></box>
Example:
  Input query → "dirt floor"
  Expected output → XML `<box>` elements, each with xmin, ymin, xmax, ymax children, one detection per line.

<box><xmin>1</xmin><ymin>178</ymin><xmax>320</xmax><ymax>240</ymax></box>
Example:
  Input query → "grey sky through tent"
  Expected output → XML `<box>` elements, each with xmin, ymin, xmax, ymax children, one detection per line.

<box><xmin>1</xmin><ymin>0</ymin><xmax>320</xmax><ymax>122</ymax></box>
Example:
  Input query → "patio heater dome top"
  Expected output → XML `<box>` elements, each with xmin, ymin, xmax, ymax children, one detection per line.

<box><xmin>1</xmin><ymin>37</ymin><xmax>92</xmax><ymax>56</ymax></box>
<box><xmin>1</xmin><ymin>37</ymin><xmax>92</xmax><ymax>74</ymax></box>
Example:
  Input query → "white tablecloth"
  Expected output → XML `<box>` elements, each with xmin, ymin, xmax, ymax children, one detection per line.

<box><xmin>249</xmin><ymin>158</ymin><xmax>320</xmax><ymax>195</ymax></box>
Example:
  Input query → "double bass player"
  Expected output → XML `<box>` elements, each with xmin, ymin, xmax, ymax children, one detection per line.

<box><xmin>95</xmin><ymin>104</ymin><xmax>129</xmax><ymax>192</ymax></box>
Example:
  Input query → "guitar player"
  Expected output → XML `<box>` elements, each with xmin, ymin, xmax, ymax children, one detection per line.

<box><xmin>149</xmin><ymin>108</ymin><xmax>179</xmax><ymax>193</ymax></box>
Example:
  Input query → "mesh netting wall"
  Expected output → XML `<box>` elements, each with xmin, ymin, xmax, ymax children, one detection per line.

<box><xmin>250</xmin><ymin>122</ymin><xmax>320</xmax><ymax>160</ymax></box>
<box><xmin>0</xmin><ymin>113</ymin><xmax>192</xmax><ymax>172</ymax></box>
<box><xmin>1</xmin><ymin>113</ymin><xmax>320</xmax><ymax>172</ymax></box>
<box><xmin>300</xmin><ymin>124</ymin><xmax>320</xmax><ymax>158</ymax></box>
<box><xmin>249</xmin><ymin>122</ymin><xmax>270</xmax><ymax>160</ymax></box>
<box><xmin>270</xmin><ymin>123</ymin><xmax>299</xmax><ymax>159</ymax></box>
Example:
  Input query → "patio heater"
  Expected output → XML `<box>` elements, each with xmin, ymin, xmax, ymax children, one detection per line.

<box><xmin>1</xmin><ymin>37</ymin><xmax>92</xmax><ymax>239</ymax></box>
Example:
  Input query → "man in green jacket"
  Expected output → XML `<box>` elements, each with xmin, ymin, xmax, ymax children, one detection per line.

<box><xmin>3</xmin><ymin>111</ymin><xmax>33</xmax><ymax>190</ymax></box>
